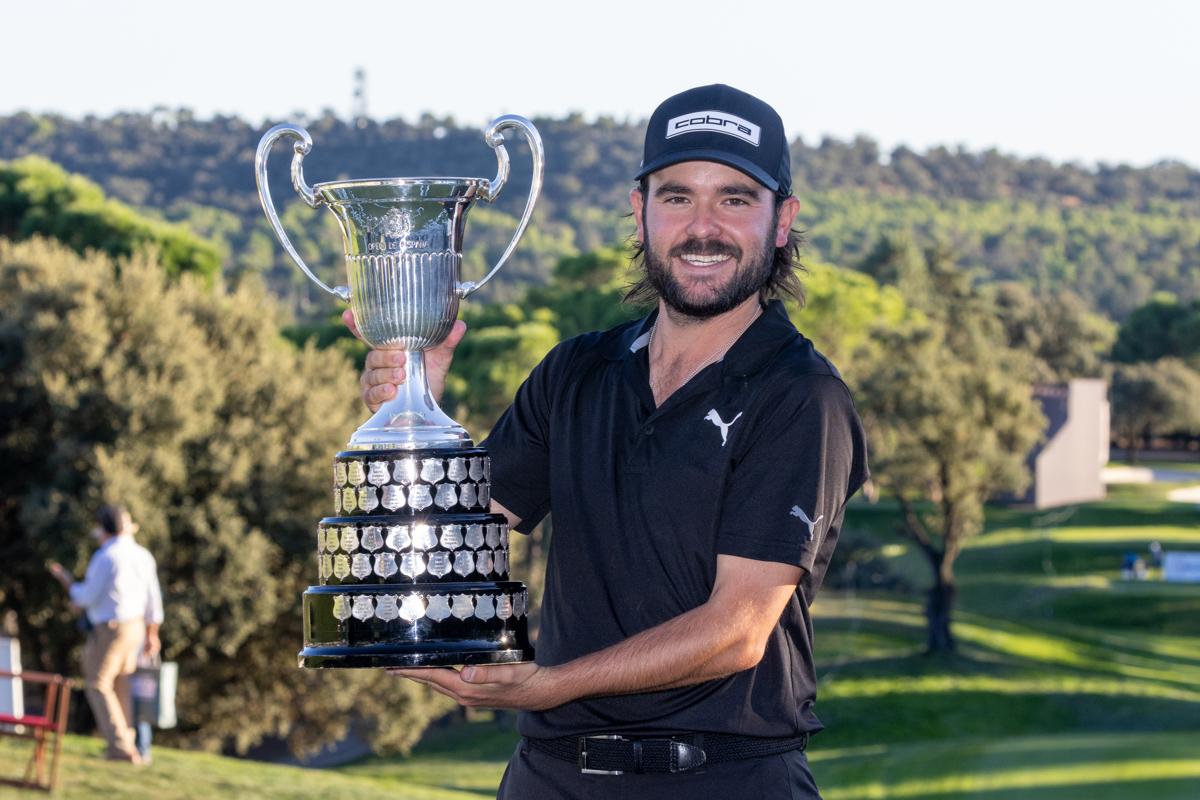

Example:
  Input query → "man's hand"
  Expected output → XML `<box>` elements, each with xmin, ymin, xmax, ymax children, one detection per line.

<box><xmin>143</xmin><ymin>629</ymin><xmax>161</xmax><ymax>657</ymax></box>
<box><xmin>47</xmin><ymin>562</ymin><xmax>72</xmax><ymax>590</ymax></box>
<box><xmin>389</xmin><ymin>662</ymin><xmax>568</xmax><ymax>711</ymax></box>
<box><xmin>345</xmin><ymin>309</ymin><xmax>467</xmax><ymax>412</ymax></box>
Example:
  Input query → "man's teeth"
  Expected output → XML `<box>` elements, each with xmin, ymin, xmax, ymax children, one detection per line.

<box><xmin>681</xmin><ymin>253</ymin><xmax>729</xmax><ymax>264</ymax></box>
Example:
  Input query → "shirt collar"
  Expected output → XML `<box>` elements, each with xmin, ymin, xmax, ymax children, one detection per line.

<box><xmin>603</xmin><ymin>299</ymin><xmax>798</xmax><ymax>377</ymax></box>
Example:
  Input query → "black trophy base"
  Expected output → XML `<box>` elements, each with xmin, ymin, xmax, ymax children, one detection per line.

<box><xmin>299</xmin><ymin>643</ymin><xmax>533</xmax><ymax>669</ymax></box>
<box><xmin>300</xmin><ymin>582</ymin><xmax>533</xmax><ymax>669</ymax></box>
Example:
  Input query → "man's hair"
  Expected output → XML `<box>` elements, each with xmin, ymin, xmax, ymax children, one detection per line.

<box><xmin>97</xmin><ymin>504</ymin><xmax>129</xmax><ymax>536</ymax></box>
<box><xmin>624</xmin><ymin>177</ymin><xmax>807</xmax><ymax>308</ymax></box>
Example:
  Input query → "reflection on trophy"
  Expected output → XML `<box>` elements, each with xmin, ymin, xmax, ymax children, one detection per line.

<box><xmin>255</xmin><ymin>115</ymin><xmax>542</xmax><ymax>668</ymax></box>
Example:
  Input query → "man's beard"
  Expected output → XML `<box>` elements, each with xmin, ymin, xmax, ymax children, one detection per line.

<box><xmin>643</xmin><ymin>234</ymin><xmax>775</xmax><ymax>319</ymax></box>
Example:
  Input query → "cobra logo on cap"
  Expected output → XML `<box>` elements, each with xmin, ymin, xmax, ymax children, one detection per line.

<box><xmin>666</xmin><ymin>110</ymin><xmax>761</xmax><ymax>146</ymax></box>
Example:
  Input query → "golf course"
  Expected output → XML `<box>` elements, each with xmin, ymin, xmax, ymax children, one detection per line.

<box><xmin>4</xmin><ymin>472</ymin><xmax>1197</xmax><ymax>799</ymax></box>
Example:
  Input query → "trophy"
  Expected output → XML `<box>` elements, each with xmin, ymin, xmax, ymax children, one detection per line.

<box><xmin>255</xmin><ymin>115</ymin><xmax>543</xmax><ymax>668</ymax></box>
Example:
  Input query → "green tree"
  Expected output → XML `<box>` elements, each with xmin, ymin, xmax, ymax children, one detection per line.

<box><xmin>1110</xmin><ymin>358</ymin><xmax>1200</xmax><ymax>463</ymax></box>
<box><xmin>0</xmin><ymin>157</ymin><xmax>220</xmax><ymax>281</ymax></box>
<box><xmin>991</xmin><ymin>281</ymin><xmax>1117</xmax><ymax>381</ymax></box>
<box><xmin>1111</xmin><ymin>294</ymin><xmax>1200</xmax><ymax>365</ymax></box>
<box><xmin>0</xmin><ymin>238</ymin><xmax>449</xmax><ymax>755</ymax></box>
<box><xmin>855</xmin><ymin>247</ymin><xmax>1045</xmax><ymax>652</ymax></box>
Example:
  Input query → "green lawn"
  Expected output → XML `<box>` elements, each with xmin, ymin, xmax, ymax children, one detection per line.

<box><xmin>4</xmin><ymin>482</ymin><xmax>1196</xmax><ymax>799</ymax></box>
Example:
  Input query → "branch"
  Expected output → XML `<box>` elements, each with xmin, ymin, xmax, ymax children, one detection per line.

<box><xmin>896</xmin><ymin>494</ymin><xmax>942</xmax><ymax>564</ymax></box>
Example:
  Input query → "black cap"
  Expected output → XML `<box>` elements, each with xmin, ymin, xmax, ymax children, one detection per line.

<box><xmin>635</xmin><ymin>84</ymin><xmax>792</xmax><ymax>196</ymax></box>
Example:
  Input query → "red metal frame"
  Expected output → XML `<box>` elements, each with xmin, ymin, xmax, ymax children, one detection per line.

<box><xmin>0</xmin><ymin>669</ymin><xmax>72</xmax><ymax>793</ymax></box>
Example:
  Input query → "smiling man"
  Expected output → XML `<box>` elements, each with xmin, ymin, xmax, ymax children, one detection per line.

<box><xmin>354</xmin><ymin>84</ymin><xmax>869</xmax><ymax>799</ymax></box>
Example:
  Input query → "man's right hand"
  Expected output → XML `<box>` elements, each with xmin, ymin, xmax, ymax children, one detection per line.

<box><xmin>345</xmin><ymin>309</ymin><xmax>468</xmax><ymax>412</ymax></box>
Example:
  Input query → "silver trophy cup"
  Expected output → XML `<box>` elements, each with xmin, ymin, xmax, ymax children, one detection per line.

<box><xmin>255</xmin><ymin>116</ymin><xmax>544</xmax><ymax>449</ymax></box>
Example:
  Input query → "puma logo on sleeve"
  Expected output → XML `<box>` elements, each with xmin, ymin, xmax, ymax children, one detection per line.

<box><xmin>790</xmin><ymin>506</ymin><xmax>824</xmax><ymax>542</ymax></box>
<box><xmin>704</xmin><ymin>408</ymin><xmax>743</xmax><ymax>447</ymax></box>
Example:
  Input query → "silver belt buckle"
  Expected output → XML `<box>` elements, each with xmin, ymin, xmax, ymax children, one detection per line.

<box><xmin>578</xmin><ymin>734</ymin><xmax>626</xmax><ymax>775</ymax></box>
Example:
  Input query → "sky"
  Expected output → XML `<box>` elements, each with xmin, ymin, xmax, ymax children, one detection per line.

<box><xmin>3</xmin><ymin>0</ymin><xmax>1198</xmax><ymax>168</ymax></box>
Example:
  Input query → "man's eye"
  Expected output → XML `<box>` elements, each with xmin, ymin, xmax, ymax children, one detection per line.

<box><xmin>664</xmin><ymin>196</ymin><xmax>689</xmax><ymax>204</ymax></box>
<box><xmin>724</xmin><ymin>197</ymin><xmax>749</xmax><ymax>206</ymax></box>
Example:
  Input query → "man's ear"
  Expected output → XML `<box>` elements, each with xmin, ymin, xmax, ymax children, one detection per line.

<box><xmin>629</xmin><ymin>186</ymin><xmax>646</xmax><ymax>245</ymax></box>
<box><xmin>775</xmin><ymin>195</ymin><xmax>800</xmax><ymax>248</ymax></box>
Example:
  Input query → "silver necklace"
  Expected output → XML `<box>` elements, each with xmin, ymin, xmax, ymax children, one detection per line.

<box><xmin>648</xmin><ymin>306</ymin><xmax>762</xmax><ymax>396</ymax></box>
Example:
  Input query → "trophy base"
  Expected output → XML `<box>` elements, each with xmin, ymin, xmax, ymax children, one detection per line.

<box><xmin>298</xmin><ymin>643</ymin><xmax>534</xmax><ymax>669</ymax></box>
<box><xmin>301</xmin><ymin>581</ymin><xmax>533</xmax><ymax>670</ymax></box>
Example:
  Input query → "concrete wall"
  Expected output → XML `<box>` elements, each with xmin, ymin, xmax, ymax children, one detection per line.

<box><xmin>1030</xmin><ymin>378</ymin><xmax>1109</xmax><ymax>509</ymax></box>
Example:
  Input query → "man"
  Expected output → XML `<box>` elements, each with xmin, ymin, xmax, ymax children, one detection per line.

<box><xmin>351</xmin><ymin>85</ymin><xmax>868</xmax><ymax>798</ymax></box>
<box><xmin>49</xmin><ymin>505</ymin><xmax>164</xmax><ymax>764</ymax></box>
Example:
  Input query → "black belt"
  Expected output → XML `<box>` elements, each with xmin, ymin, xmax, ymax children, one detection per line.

<box><xmin>527</xmin><ymin>732</ymin><xmax>809</xmax><ymax>775</ymax></box>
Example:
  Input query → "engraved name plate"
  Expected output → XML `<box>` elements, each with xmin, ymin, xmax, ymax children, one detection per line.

<box><xmin>351</xmin><ymin>595</ymin><xmax>375</xmax><ymax>621</ymax></box>
<box><xmin>374</xmin><ymin>552</ymin><xmax>398</xmax><ymax>578</ymax></box>
<box><xmin>351</xmin><ymin>554</ymin><xmax>372</xmax><ymax>580</ymax></box>
<box><xmin>399</xmin><ymin>594</ymin><xmax>426</xmax><ymax>622</ymax></box>
<box><xmin>399</xmin><ymin>552</ymin><xmax>426</xmax><ymax>578</ymax></box>
<box><xmin>450</xmin><ymin>594</ymin><xmax>475</xmax><ymax>620</ymax></box>
<box><xmin>426</xmin><ymin>595</ymin><xmax>452</xmax><ymax>622</ymax></box>
<box><xmin>474</xmin><ymin>595</ymin><xmax>496</xmax><ymax>621</ymax></box>
<box><xmin>393</xmin><ymin>457</ymin><xmax>419</xmax><ymax>485</ymax></box>
<box><xmin>367</xmin><ymin>460</ymin><xmax>391</xmax><ymax>486</ymax></box>
<box><xmin>420</xmin><ymin>458</ymin><xmax>445</xmax><ymax>483</ymax></box>
<box><xmin>440</xmin><ymin>524</ymin><xmax>463</xmax><ymax>549</ymax></box>
<box><xmin>386</xmin><ymin>525</ymin><xmax>410</xmax><ymax>551</ymax></box>
<box><xmin>447</xmin><ymin>457</ymin><xmax>467</xmax><ymax>483</ymax></box>
<box><xmin>332</xmin><ymin>595</ymin><xmax>352</xmax><ymax>621</ymax></box>
<box><xmin>435</xmin><ymin>484</ymin><xmax>457</xmax><ymax>510</ymax></box>
<box><xmin>459</xmin><ymin>483</ymin><xmax>478</xmax><ymax>508</ymax></box>
<box><xmin>408</xmin><ymin>484</ymin><xmax>433</xmax><ymax>511</ymax></box>
<box><xmin>465</xmin><ymin>524</ymin><xmax>485</xmax><ymax>550</ymax></box>
<box><xmin>496</xmin><ymin>593</ymin><xmax>513</xmax><ymax>620</ymax></box>
<box><xmin>411</xmin><ymin>524</ymin><xmax>437</xmax><ymax>551</ymax></box>
<box><xmin>381</xmin><ymin>484</ymin><xmax>406</xmax><ymax>511</ymax></box>
<box><xmin>360</xmin><ymin>526</ymin><xmax>383</xmax><ymax>552</ymax></box>
<box><xmin>375</xmin><ymin>594</ymin><xmax>400</xmax><ymax>621</ymax></box>
<box><xmin>334</xmin><ymin>461</ymin><xmax>347</xmax><ymax>487</ymax></box>
<box><xmin>453</xmin><ymin>551</ymin><xmax>475</xmax><ymax>577</ymax></box>
<box><xmin>347</xmin><ymin>460</ymin><xmax>366</xmax><ymax>486</ymax></box>
<box><xmin>427</xmin><ymin>551</ymin><xmax>452</xmax><ymax>578</ymax></box>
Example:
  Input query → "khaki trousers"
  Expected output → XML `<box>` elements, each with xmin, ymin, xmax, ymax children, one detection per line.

<box><xmin>82</xmin><ymin>619</ymin><xmax>143</xmax><ymax>759</ymax></box>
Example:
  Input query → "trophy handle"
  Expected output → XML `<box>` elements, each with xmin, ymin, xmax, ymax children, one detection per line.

<box><xmin>457</xmin><ymin>115</ymin><xmax>545</xmax><ymax>298</ymax></box>
<box><xmin>255</xmin><ymin>123</ymin><xmax>352</xmax><ymax>303</ymax></box>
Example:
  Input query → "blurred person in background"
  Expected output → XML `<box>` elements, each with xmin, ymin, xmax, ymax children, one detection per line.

<box><xmin>49</xmin><ymin>504</ymin><xmax>163</xmax><ymax>764</ymax></box>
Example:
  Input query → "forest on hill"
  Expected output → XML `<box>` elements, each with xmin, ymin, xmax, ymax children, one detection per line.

<box><xmin>1</xmin><ymin>110</ymin><xmax>1197</xmax><ymax>320</ymax></box>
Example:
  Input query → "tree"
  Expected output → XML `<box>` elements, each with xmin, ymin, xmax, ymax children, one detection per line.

<box><xmin>0</xmin><ymin>238</ymin><xmax>450</xmax><ymax>755</ymax></box>
<box><xmin>855</xmin><ymin>247</ymin><xmax>1045</xmax><ymax>652</ymax></box>
<box><xmin>991</xmin><ymin>281</ymin><xmax>1116</xmax><ymax>382</ymax></box>
<box><xmin>0</xmin><ymin>157</ymin><xmax>220</xmax><ymax>281</ymax></box>
<box><xmin>1111</xmin><ymin>294</ymin><xmax>1200</xmax><ymax>366</ymax></box>
<box><xmin>1110</xmin><ymin>359</ymin><xmax>1200</xmax><ymax>463</ymax></box>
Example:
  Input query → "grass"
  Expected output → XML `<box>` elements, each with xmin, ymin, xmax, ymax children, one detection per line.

<box><xmin>3</xmin><ymin>479</ymin><xmax>1195</xmax><ymax>799</ymax></box>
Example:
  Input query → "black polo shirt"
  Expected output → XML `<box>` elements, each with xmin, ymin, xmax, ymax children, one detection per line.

<box><xmin>483</xmin><ymin>299</ymin><xmax>869</xmax><ymax>739</ymax></box>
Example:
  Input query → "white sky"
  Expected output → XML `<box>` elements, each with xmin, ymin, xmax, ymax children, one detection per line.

<box><xmin>3</xmin><ymin>0</ymin><xmax>1198</xmax><ymax>168</ymax></box>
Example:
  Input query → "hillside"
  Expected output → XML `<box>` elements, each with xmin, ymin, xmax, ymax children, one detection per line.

<box><xmin>2</xmin><ymin>112</ymin><xmax>1197</xmax><ymax>319</ymax></box>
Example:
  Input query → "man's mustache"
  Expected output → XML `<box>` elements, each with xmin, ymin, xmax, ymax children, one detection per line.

<box><xmin>668</xmin><ymin>239</ymin><xmax>742</xmax><ymax>260</ymax></box>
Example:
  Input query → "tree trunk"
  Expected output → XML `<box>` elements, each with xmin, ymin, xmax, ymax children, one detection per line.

<box><xmin>925</xmin><ymin>577</ymin><xmax>957</xmax><ymax>653</ymax></box>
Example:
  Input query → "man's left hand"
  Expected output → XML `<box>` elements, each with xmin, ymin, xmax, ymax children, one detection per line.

<box><xmin>389</xmin><ymin>663</ymin><xmax>567</xmax><ymax>711</ymax></box>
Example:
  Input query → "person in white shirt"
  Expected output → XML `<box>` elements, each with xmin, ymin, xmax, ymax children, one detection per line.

<box><xmin>49</xmin><ymin>505</ymin><xmax>164</xmax><ymax>764</ymax></box>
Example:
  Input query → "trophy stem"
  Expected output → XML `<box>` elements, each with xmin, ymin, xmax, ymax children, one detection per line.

<box><xmin>347</xmin><ymin>350</ymin><xmax>471</xmax><ymax>450</ymax></box>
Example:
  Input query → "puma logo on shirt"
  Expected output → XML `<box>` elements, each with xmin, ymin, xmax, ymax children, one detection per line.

<box><xmin>790</xmin><ymin>506</ymin><xmax>824</xmax><ymax>541</ymax></box>
<box><xmin>704</xmin><ymin>409</ymin><xmax>742</xmax><ymax>447</ymax></box>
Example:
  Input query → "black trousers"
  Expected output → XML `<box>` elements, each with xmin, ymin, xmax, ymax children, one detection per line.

<box><xmin>496</xmin><ymin>737</ymin><xmax>821</xmax><ymax>800</ymax></box>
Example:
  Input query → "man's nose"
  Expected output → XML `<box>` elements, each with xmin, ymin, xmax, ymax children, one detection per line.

<box><xmin>685</xmin><ymin>204</ymin><xmax>721</xmax><ymax>239</ymax></box>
